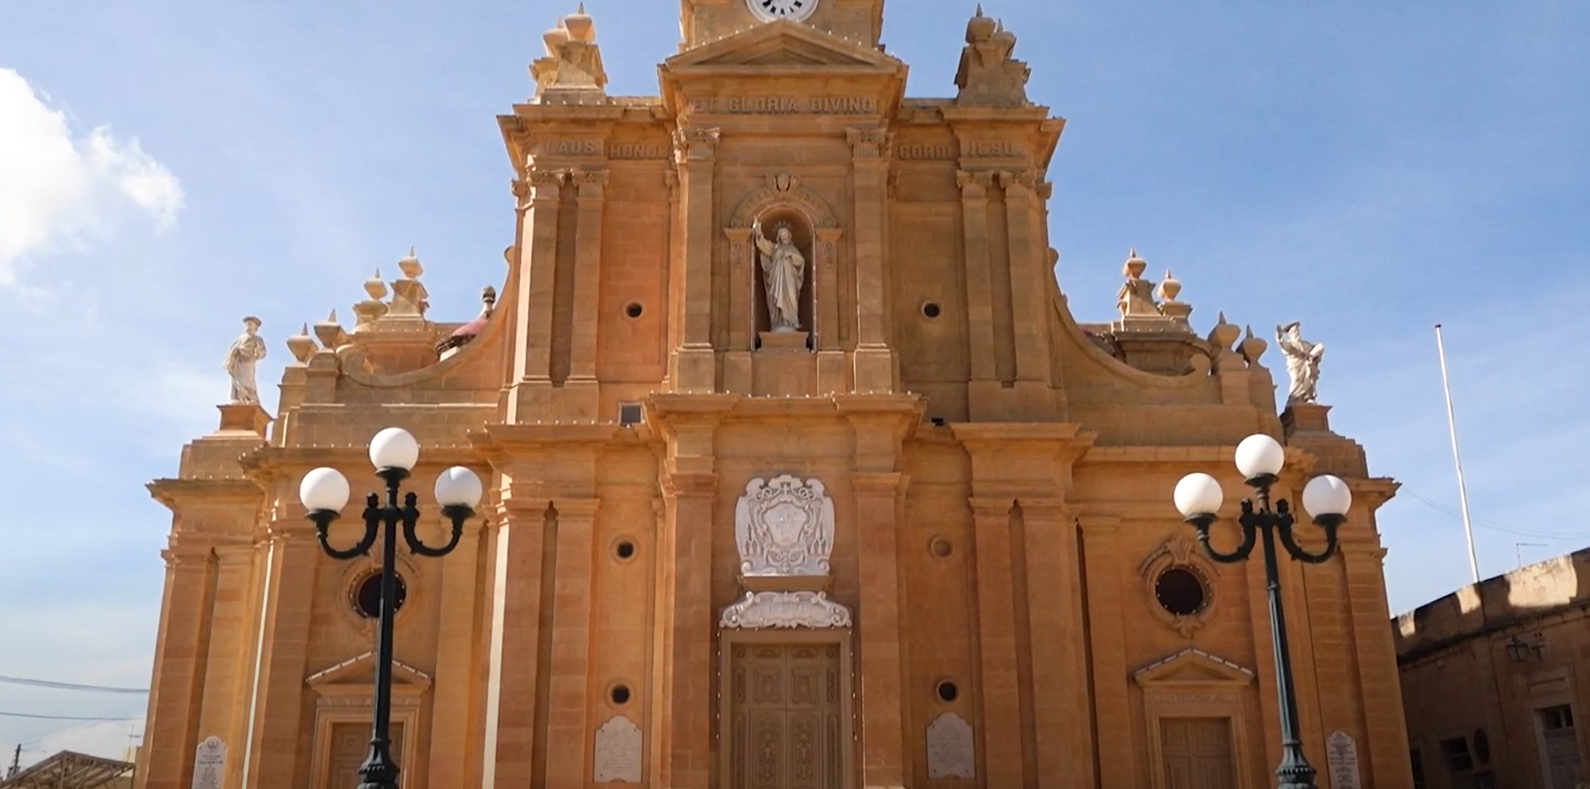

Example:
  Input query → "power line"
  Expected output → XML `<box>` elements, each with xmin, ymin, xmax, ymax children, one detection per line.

<box><xmin>0</xmin><ymin>711</ymin><xmax>144</xmax><ymax>722</ymax></box>
<box><xmin>0</xmin><ymin>676</ymin><xmax>147</xmax><ymax>694</ymax></box>
<box><xmin>1401</xmin><ymin>489</ymin><xmax>1590</xmax><ymax>541</ymax></box>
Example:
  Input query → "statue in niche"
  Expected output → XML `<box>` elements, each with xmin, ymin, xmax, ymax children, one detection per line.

<box><xmin>1276</xmin><ymin>321</ymin><xmax>1325</xmax><ymax>404</ymax></box>
<box><xmin>752</xmin><ymin>217</ymin><xmax>806</xmax><ymax>333</ymax></box>
<box><xmin>224</xmin><ymin>316</ymin><xmax>266</xmax><ymax>404</ymax></box>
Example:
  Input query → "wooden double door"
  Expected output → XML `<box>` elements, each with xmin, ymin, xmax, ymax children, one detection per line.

<box><xmin>1161</xmin><ymin>718</ymin><xmax>1236</xmax><ymax>789</ymax></box>
<box><xmin>729</xmin><ymin>643</ymin><xmax>844</xmax><ymax>789</ymax></box>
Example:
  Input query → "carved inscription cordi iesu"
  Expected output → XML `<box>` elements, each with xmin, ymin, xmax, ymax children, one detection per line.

<box><xmin>687</xmin><ymin>96</ymin><xmax>879</xmax><ymax>115</ymax></box>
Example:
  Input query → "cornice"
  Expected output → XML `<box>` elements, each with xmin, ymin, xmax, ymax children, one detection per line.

<box><xmin>147</xmin><ymin>478</ymin><xmax>265</xmax><ymax>510</ymax></box>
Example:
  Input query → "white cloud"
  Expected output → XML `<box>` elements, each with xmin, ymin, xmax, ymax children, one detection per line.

<box><xmin>0</xmin><ymin>68</ymin><xmax>184</xmax><ymax>287</ymax></box>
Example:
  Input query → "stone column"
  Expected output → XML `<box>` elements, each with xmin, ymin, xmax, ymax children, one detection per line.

<box><xmin>854</xmin><ymin>472</ymin><xmax>909</xmax><ymax>789</ymax></box>
<box><xmin>957</xmin><ymin>171</ymin><xmax>999</xmax><ymax>398</ymax></box>
<box><xmin>483</xmin><ymin>501</ymin><xmax>552</xmax><ymax>789</ymax></box>
<box><xmin>544</xmin><ymin>499</ymin><xmax>601</xmax><ymax>789</ymax></box>
<box><xmin>511</xmin><ymin>169</ymin><xmax>567</xmax><ymax>419</ymax></box>
<box><xmin>670</xmin><ymin>127</ymin><xmax>721</xmax><ymax>392</ymax></box>
<box><xmin>816</xmin><ymin>227</ymin><xmax>847</xmax><ymax>393</ymax></box>
<box><xmin>1018</xmin><ymin>499</ymin><xmax>1096</xmax><ymax>789</ymax></box>
<box><xmin>848</xmin><ymin>127</ymin><xmax>895</xmax><ymax>393</ymax></box>
<box><xmin>140</xmin><ymin>548</ymin><xmax>217</xmax><ymax>789</ymax></box>
<box><xmin>425</xmin><ymin>517</ymin><xmax>486</xmax><ymax>789</ymax></box>
<box><xmin>568</xmin><ymin>170</ymin><xmax>608</xmax><ymax>415</ymax></box>
<box><xmin>194</xmin><ymin>545</ymin><xmax>255</xmax><ymax>778</ymax></box>
<box><xmin>968</xmin><ymin>497</ymin><xmax>1023</xmax><ymax>789</ymax></box>
<box><xmin>1078</xmin><ymin>516</ymin><xmax>1135</xmax><ymax>788</ymax></box>
<box><xmin>651</xmin><ymin>469</ymin><xmax>718</xmax><ymax>789</ymax></box>
<box><xmin>242</xmin><ymin>528</ymin><xmax>320</xmax><ymax>788</ymax></box>
<box><xmin>998</xmin><ymin>171</ymin><xmax>1052</xmax><ymax>386</ymax></box>
<box><xmin>726</xmin><ymin>227</ymin><xmax>755</xmax><ymax>350</ymax></box>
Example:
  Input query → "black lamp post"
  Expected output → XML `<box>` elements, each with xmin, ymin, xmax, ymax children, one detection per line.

<box><xmin>299</xmin><ymin>427</ymin><xmax>483</xmax><ymax>789</ymax></box>
<box><xmin>1173</xmin><ymin>434</ymin><xmax>1353</xmax><ymax>789</ymax></box>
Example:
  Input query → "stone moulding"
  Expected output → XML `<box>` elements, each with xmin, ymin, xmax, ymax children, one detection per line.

<box><xmin>719</xmin><ymin>590</ymin><xmax>853</xmax><ymax>630</ymax></box>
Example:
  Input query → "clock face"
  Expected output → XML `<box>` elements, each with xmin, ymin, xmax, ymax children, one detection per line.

<box><xmin>746</xmin><ymin>0</ymin><xmax>818</xmax><ymax>23</ymax></box>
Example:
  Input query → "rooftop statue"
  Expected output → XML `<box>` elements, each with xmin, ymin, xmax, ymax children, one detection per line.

<box><xmin>1276</xmin><ymin>321</ymin><xmax>1325</xmax><ymax>404</ymax></box>
<box><xmin>224</xmin><ymin>316</ymin><xmax>266</xmax><ymax>405</ymax></box>
<box><xmin>954</xmin><ymin>5</ymin><xmax>1031</xmax><ymax>108</ymax></box>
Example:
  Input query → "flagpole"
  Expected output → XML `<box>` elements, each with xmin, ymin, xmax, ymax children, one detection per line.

<box><xmin>1435</xmin><ymin>324</ymin><xmax>1481</xmax><ymax>583</ymax></box>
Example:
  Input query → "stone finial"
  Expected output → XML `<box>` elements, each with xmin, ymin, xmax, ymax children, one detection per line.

<box><xmin>531</xmin><ymin>6</ymin><xmax>608</xmax><ymax>104</ymax></box>
<box><xmin>1157</xmin><ymin>269</ymin><xmax>1193</xmax><ymax>325</ymax></box>
<box><xmin>287</xmin><ymin>322</ymin><xmax>318</xmax><ymax>364</ymax></box>
<box><xmin>1116</xmin><ymin>249</ymin><xmax>1159</xmax><ymax>321</ymax></box>
<box><xmin>389</xmin><ymin>247</ymin><xmax>430</xmax><ymax>319</ymax></box>
<box><xmin>1206</xmin><ymin>311</ymin><xmax>1241</xmax><ymax>351</ymax></box>
<box><xmin>1240</xmin><ymin>325</ymin><xmax>1268</xmax><ymax>365</ymax></box>
<box><xmin>363</xmin><ymin>269</ymin><xmax>388</xmax><ymax>300</ymax></box>
<box><xmin>955</xmin><ymin>6</ymin><xmax>1031</xmax><ymax>108</ymax></box>
<box><xmin>1276</xmin><ymin>321</ymin><xmax>1325</xmax><ymax>404</ymax></box>
<box><xmin>314</xmin><ymin>309</ymin><xmax>348</xmax><ymax>350</ymax></box>
<box><xmin>481</xmin><ymin>285</ymin><xmax>498</xmax><ymax>314</ymax></box>
<box><xmin>224</xmin><ymin>316</ymin><xmax>267</xmax><ymax>404</ymax></box>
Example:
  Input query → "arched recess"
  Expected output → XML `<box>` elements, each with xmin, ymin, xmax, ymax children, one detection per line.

<box><xmin>726</xmin><ymin>174</ymin><xmax>844</xmax><ymax>351</ymax></box>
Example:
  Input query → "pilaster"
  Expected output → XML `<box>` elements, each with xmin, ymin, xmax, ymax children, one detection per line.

<box><xmin>848</xmin><ymin>127</ymin><xmax>895</xmax><ymax>393</ymax></box>
<box><xmin>544</xmin><ymin>498</ymin><xmax>601</xmax><ymax>789</ymax></box>
<box><xmin>652</xmin><ymin>470</ymin><xmax>718</xmax><ymax>789</ymax></box>
<box><xmin>510</xmin><ymin>168</ymin><xmax>568</xmax><ymax>420</ymax></box>
<box><xmin>957</xmin><ymin>171</ymin><xmax>998</xmax><ymax>388</ymax></box>
<box><xmin>425</xmin><ymin>516</ymin><xmax>486</xmax><ymax>789</ymax></box>
<box><xmin>853</xmin><ymin>471</ymin><xmax>910</xmax><ymax>789</ymax></box>
<box><xmin>567</xmin><ymin>169</ymin><xmax>608</xmax><ymax>416</ymax></box>
<box><xmin>483</xmin><ymin>500</ymin><xmax>552</xmax><ymax>789</ymax></box>
<box><xmin>242</xmin><ymin>526</ymin><xmax>321</xmax><ymax>789</ymax></box>
<box><xmin>1079</xmin><ymin>515</ymin><xmax>1135</xmax><ymax>788</ymax></box>
<box><xmin>997</xmin><ymin>170</ymin><xmax>1052</xmax><ymax>388</ymax></box>
<box><xmin>670</xmin><ymin>127</ymin><xmax>721</xmax><ymax>392</ymax></box>
<box><xmin>1018</xmin><ymin>498</ymin><xmax>1095</xmax><ymax>789</ymax></box>
<box><xmin>140</xmin><ymin>548</ymin><xmax>218</xmax><ymax>789</ymax></box>
<box><xmin>968</xmin><ymin>497</ymin><xmax>1024</xmax><ymax>789</ymax></box>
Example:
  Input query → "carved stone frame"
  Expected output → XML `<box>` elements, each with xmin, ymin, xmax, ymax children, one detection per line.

<box><xmin>716</xmin><ymin>628</ymin><xmax>857</xmax><ymax>789</ymax></box>
<box><xmin>728</xmin><ymin>174</ymin><xmax>844</xmax><ymax>352</ymax></box>
<box><xmin>1139</xmin><ymin>535</ymin><xmax>1221</xmax><ymax>638</ymax></box>
<box><xmin>306</xmin><ymin>655</ymin><xmax>432</xmax><ymax>789</ymax></box>
<box><xmin>1133</xmin><ymin>650</ymin><xmax>1256</xmax><ymax>789</ymax></box>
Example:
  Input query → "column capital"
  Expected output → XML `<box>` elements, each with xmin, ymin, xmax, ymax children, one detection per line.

<box><xmin>969</xmin><ymin>497</ymin><xmax>1014</xmax><ymax>520</ymax></box>
<box><xmin>673</xmin><ymin>126</ymin><xmax>721</xmax><ymax>163</ymax></box>
<box><xmin>852</xmin><ymin>472</ymin><xmax>908</xmax><ymax>497</ymax></box>
<box><xmin>551</xmin><ymin>498</ymin><xmax>601</xmax><ymax>521</ymax></box>
<box><xmin>1077</xmin><ymin>515</ymin><xmax>1121</xmax><ymax>535</ymax></box>
<box><xmin>526</xmin><ymin>168</ymin><xmax>568</xmax><ymax>201</ymax></box>
<box><xmin>663</xmin><ymin>471</ymin><xmax>718</xmax><ymax>499</ymax></box>
<box><xmin>1015</xmin><ymin>497</ymin><xmax>1069</xmax><ymax>521</ymax></box>
<box><xmin>846</xmin><ymin>126</ymin><xmax>893</xmax><ymax>159</ymax></box>
<box><xmin>573</xmin><ymin>168</ymin><xmax>609</xmax><ymax>198</ymax></box>
<box><xmin>957</xmin><ymin>169</ymin><xmax>996</xmax><ymax>196</ymax></box>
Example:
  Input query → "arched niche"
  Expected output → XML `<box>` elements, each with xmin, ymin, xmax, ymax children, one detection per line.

<box><xmin>726</xmin><ymin>175</ymin><xmax>843</xmax><ymax>352</ymax></box>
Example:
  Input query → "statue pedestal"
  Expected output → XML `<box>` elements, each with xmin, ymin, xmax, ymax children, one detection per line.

<box><xmin>758</xmin><ymin>331</ymin><xmax>810</xmax><ymax>353</ymax></box>
<box><xmin>217</xmin><ymin>403</ymin><xmax>272</xmax><ymax>437</ymax></box>
<box><xmin>1282</xmin><ymin>403</ymin><xmax>1333</xmax><ymax>437</ymax></box>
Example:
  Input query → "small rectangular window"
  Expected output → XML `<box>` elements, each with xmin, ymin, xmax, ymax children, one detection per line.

<box><xmin>1539</xmin><ymin>704</ymin><xmax>1575</xmax><ymax>731</ymax></box>
<box><xmin>1410</xmin><ymin>748</ymin><xmax>1427</xmax><ymax>789</ymax></box>
<box><xmin>1440</xmin><ymin>737</ymin><xmax>1474</xmax><ymax>772</ymax></box>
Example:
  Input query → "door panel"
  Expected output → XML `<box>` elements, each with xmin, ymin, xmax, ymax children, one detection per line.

<box><xmin>731</xmin><ymin>644</ymin><xmax>841</xmax><ymax>789</ymax></box>
<box><xmin>1161</xmin><ymin>718</ymin><xmax>1234</xmax><ymax>789</ymax></box>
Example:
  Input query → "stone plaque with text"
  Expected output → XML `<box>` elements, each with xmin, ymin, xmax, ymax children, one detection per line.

<box><xmin>926</xmin><ymin>712</ymin><xmax>975</xmax><ymax>780</ymax></box>
<box><xmin>192</xmin><ymin>736</ymin><xmax>226</xmax><ymax>789</ymax></box>
<box><xmin>594</xmin><ymin>716</ymin><xmax>642</xmax><ymax>783</ymax></box>
<box><xmin>1326</xmin><ymin>731</ymin><xmax>1361</xmax><ymax>789</ymax></box>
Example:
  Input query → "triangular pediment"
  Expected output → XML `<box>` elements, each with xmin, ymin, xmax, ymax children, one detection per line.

<box><xmin>1133</xmin><ymin>649</ymin><xmax>1256</xmax><ymax>688</ymax></box>
<box><xmin>307</xmin><ymin>651</ymin><xmax>433</xmax><ymax>691</ymax></box>
<box><xmin>665</xmin><ymin>20</ymin><xmax>903</xmax><ymax>71</ymax></box>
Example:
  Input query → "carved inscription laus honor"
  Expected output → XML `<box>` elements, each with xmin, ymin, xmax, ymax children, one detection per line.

<box><xmin>926</xmin><ymin>713</ymin><xmax>976</xmax><ymax>780</ymax></box>
<box><xmin>192</xmin><ymin>737</ymin><xmax>226</xmax><ymax>789</ymax></box>
<box><xmin>1326</xmin><ymin>731</ymin><xmax>1361</xmax><ymax>789</ymax></box>
<box><xmin>594</xmin><ymin>716</ymin><xmax>643</xmax><ymax>783</ymax></box>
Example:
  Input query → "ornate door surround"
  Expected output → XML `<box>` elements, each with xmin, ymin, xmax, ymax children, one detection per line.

<box><xmin>719</xmin><ymin>629</ymin><xmax>856</xmax><ymax>789</ymax></box>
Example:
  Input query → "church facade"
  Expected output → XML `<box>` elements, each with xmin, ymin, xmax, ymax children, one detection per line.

<box><xmin>139</xmin><ymin>2</ymin><xmax>1415</xmax><ymax>788</ymax></box>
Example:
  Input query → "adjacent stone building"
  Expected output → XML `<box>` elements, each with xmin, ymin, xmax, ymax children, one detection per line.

<box><xmin>139</xmin><ymin>2</ymin><xmax>1415</xmax><ymax>788</ymax></box>
<box><xmin>1397</xmin><ymin>550</ymin><xmax>1590</xmax><ymax>789</ymax></box>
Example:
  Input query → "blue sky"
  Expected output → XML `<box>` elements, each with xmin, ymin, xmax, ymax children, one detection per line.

<box><xmin>2</xmin><ymin>0</ymin><xmax>1587</xmax><ymax>766</ymax></box>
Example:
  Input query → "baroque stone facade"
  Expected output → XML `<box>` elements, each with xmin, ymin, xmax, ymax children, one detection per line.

<box><xmin>138</xmin><ymin>2</ymin><xmax>1414</xmax><ymax>788</ymax></box>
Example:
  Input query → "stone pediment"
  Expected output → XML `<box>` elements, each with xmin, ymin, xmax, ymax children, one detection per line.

<box><xmin>307</xmin><ymin>652</ymin><xmax>433</xmax><ymax>694</ymax></box>
<box><xmin>665</xmin><ymin>20</ymin><xmax>903</xmax><ymax>72</ymax></box>
<box><xmin>1132</xmin><ymin>649</ymin><xmax>1255</xmax><ymax>688</ymax></box>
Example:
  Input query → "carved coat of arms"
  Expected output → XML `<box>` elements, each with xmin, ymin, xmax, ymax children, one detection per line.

<box><xmin>734</xmin><ymin>475</ymin><xmax>834</xmax><ymax>577</ymax></box>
